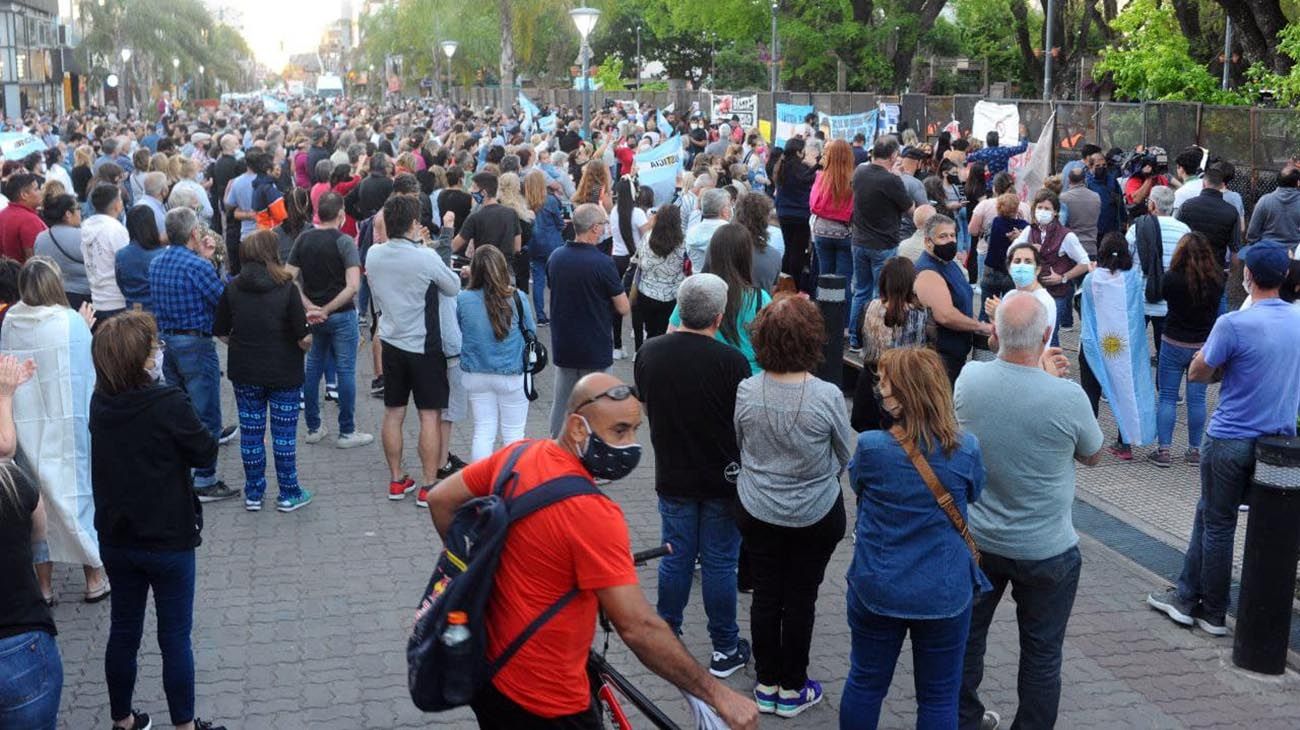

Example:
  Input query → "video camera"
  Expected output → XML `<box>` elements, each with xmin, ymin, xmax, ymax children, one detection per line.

<box><xmin>1123</xmin><ymin>146</ymin><xmax>1168</xmax><ymax>178</ymax></box>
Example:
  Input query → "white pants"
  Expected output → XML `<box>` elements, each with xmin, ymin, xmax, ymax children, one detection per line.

<box><xmin>463</xmin><ymin>371</ymin><xmax>530</xmax><ymax>462</ymax></box>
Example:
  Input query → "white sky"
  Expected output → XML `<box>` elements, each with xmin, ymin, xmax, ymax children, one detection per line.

<box><xmin>216</xmin><ymin>0</ymin><xmax>342</xmax><ymax>72</ymax></box>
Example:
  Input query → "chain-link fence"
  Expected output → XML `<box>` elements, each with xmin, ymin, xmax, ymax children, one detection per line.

<box><xmin>462</xmin><ymin>87</ymin><xmax>1298</xmax><ymax>214</ymax></box>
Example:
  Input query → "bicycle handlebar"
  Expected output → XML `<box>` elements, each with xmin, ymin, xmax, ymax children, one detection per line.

<box><xmin>632</xmin><ymin>544</ymin><xmax>672</xmax><ymax>566</ymax></box>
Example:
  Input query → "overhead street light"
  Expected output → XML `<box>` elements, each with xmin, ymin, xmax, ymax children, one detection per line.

<box><xmin>570</xmin><ymin>6</ymin><xmax>600</xmax><ymax>140</ymax></box>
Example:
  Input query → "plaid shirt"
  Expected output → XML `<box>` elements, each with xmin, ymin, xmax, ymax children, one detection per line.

<box><xmin>148</xmin><ymin>245</ymin><xmax>225</xmax><ymax>334</ymax></box>
<box><xmin>968</xmin><ymin>140</ymin><xmax>1030</xmax><ymax>175</ymax></box>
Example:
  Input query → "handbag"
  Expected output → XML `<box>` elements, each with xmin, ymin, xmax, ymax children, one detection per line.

<box><xmin>888</xmin><ymin>426</ymin><xmax>981</xmax><ymax>564</ymax></box>
<box><xmin>513</xmin><ymin>292</ymin><xmax>548</xmax><ymax>402</ymax></box>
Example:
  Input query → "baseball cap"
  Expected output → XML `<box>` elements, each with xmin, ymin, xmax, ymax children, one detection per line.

<box><xmin>1244</xmin><ymin>241</ymin><xmax>1291</xmax><ymax>288</ymax></box>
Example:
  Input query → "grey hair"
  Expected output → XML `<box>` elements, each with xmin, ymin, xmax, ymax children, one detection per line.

<box><xmin>1148</xmin><ymin>185</ymin><xmax>1175</xmax><ymax>215</ymax></box>
<box><xmin>143</xmin><ymin>171</ymin><xmax>168</xmax><ymax>197</ymax></box>
<box><xmin>925</xmin><ymin>213</ymin><xmax>956</xmax><ymax>241</ymax></box>
<box><xmin>676</xmin><ymin>273</ymin><xmax>729</xmax><ymax>330</ymax></box>
<box><xmin>995</xmin><ymin>293</ymin><xmax>1051</xmax><ymax>355</ymax></box>
<box><xmin>347</xmin><ymin>143</ymin><xmax>366</xmax><ymax>164</ymax></box>
<box><xmin>551</xmin><ymin>151</ymin><xmax>568</xmax><ymax>167</ymax></box>
<box><xmin>701</xmin><ymin>188</ymin><xmax>731</xmax><ymax>219</ymax></box>
<box><xmin>572</xmin><ymin>203</ymin><xmax>607</xmax><ymax>236</ymax></box>
<box><xmin>166</xmin><ymin>185</ymin><xmax>203</xmax><ymax>212</ymax></box>
<box><xmin>165</xmin><ymin>206</ymin><xmax>200</xmax><ymax>246</ymax></box>
<box><xmin>692</xmin><ymin>173</ymin><xmax>714</xmax><ymax>191</ymax></box>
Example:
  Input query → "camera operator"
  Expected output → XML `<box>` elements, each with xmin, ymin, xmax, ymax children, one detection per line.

<box><xmin>1123</xmin><ymin>146</ymin><xmax>1169</xmax><ymax>219</ymax></box>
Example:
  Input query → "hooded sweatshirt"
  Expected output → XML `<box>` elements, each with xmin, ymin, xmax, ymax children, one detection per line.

<box><xmin>213</xmin><ymin>262</ymin><xmax>308</xmax><ymax>389</ymax></box>
<box><xmin>1247</xmin><ymin>186</ymin><xmax>1300</xmax><ymax>248</ymax></box>
<box><xmin>80</xmin><ymin>213</ymin><xmax>131</xmax><ymax>311</ymax></box>
<box><xmin>90</xmin><ymin>384</ymin><xmax>218</xmax><ymax>551</ymax></box>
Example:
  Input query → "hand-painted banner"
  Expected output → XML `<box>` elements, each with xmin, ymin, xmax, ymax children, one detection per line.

<box><xmin>817</xmin><ymin>110</ymin><xmax>878</xmax><ymax>141</ymax></box>
<box><xmin>633</xmin><ymin>134</ymin><xmax>683</xmax><ymax>207</ymax></box>
<box><xmin>712</xmin><ymin>94</ymin><xmax>758</xmax><ymax>129</ymax></box>
<box><xmin>775</xmin><ymin>103</ymin><xmax>815</xmax><ymax>148</ymax></box>
<box><xmin>879</xmin><ymin>103</ymin><xmax>900</xmax><ymax>134</ymax></box>
<box><xmin>972</xmin><ymin>100</ymin><xmax>1020</xmax><ymax>144</ymax></box>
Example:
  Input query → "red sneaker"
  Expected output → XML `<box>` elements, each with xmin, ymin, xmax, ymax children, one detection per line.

<box><xmin>416</xmin><ymin>486</ymin><xmax>431</xmax><ymax>508</ymax></box>
<box><xmin>388</xmin><ymin>476</ymin><xmax>416</xmax><ymax>500</ymax></box>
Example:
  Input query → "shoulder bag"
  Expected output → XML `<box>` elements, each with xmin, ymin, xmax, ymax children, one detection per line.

<box><xmin>513</xmin><ymin>292</ymin><xmax>548</xmax><ymax>402</ymax></box>
<box><xmin>888</xmin><ymin>425</ymin><xmax>981</xmax><ymax>564</ymax></box>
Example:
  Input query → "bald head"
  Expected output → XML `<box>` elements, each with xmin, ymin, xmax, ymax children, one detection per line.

<box><xmin>558</xmin><ymin>373</ymin><xmax>642</xmax><ymax>456</ymax></box>
<box><xmin>996</xmin><ymin>292</ymin><xmax>1051</xmax><ymax>357</ymax></box>
<box><xmin>914</xmin><ymin>203</ymin><xmax>937</xmax><ymax>231</ymax></box>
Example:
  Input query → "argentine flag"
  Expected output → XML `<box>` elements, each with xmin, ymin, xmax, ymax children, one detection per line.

<box><xmin>518</xmin><ymin>90</ymin><xmax>540</xmax><ymax>132</ymax></box>
<box><xmin>1081</xmin><ymin>266</ymin><xmax>1156</xmax><ymax>446</ymax></box>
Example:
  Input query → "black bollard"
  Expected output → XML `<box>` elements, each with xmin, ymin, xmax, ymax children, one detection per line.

<box><xmin>816</xmin><ymin>274</ymin><xmax>846</xmax><ymax>388</ymax></box>
<box><xmin>1232</xmin><ymin>435</ymin><xmax>1300</xmax><ymax>675</ymax></box>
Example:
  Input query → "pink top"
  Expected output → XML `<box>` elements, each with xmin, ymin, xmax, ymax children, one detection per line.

<box><xmin>809</xmin><ymin>170</ymin><xmax>853</xmax><ymax>224</ymax></box>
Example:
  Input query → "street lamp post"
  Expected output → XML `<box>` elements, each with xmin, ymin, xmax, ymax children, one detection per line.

<box><xmin>441</xmin><ymin>41</ymin><xmax>458</xmax><ymax>103</ymax></box>
<box><xmin>635</xmin><ymin>24</ymin><xmax>641</xmax><ymax>92</ymax></box>
<box><xmin>172</xmin><ymin>56</ymin><xmax>180</xmax><ymax>99</ymax></box>
<box><xmin>569</xmin><ymin>6</ymin><xmax>600</xmax><ymax>141</ymax></box>
<box><xmin>120</xmin><ymin>47</ymin><xmax>132</xmax><ymax>113</ymax></box>
<box><xmin>1042</xmin><ymin>0</ymin><xmax>1055</xmax><ymax>100</ymax></box>
<box><xmin>770</xmin><ymin>2</ymin><xmax>778</xmax><ymax>94</ymax></box>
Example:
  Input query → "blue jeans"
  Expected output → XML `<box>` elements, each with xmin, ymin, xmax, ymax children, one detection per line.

<box><xmin>1177</xmin><ymin>436</ymin><xmax>1254</xmax><ymax>620</ymax></box>
<box><xmin>815</xmin><ymin>235</ymin><xmax>854</xmax><ymax>326</ymax></box>
<box><xmin>1157</xmin><ymin>341</ymin><xmax>1207</xmax><ymax>449</ymax></box>
<box><xmin>1053</xmin><ymin>287</ymin><xmax>1074</xmax><ymax>331</ymax></box>
<box><xmin>530</xmin><ymin>258</ymin><xmax>549</xmax><ymax>322</ymax></box>
<box><xmin>304</xmin><ymin>309</ymin><xmax>360</xmax><ymax>434</ymax></box>
<box><xmin>102</xmin><ymin>545</ymin><xmax>196</xmax><ymax>727</ymax></box>
<box><xmin>656</xmin><ymin>496</ymin><xmax>741</xmax><ymax>654</ymax></box>
<box><xmin>842</xmin><ymin>590</ymin><xmax>970</xmax><ymax>730</ymax></box>
<box><xmin>960</xmin><ymin>546</ymin><xmax>1081</xmax><ymax>730</ymax></box>
<box><xmin>849</xmin><ymin>246</ymin><xmax>897</xmax><ymax>348</ymax></box>
<box><xmin>0</xmin><ymin>631</ymin><xmax>62</xmax><ymax>730</ymax></box>
<box><xmin>161</xmin><ymin>334</ymin><xmax>221</xmax><ymax>487</ymax></box>
<box><xmin>233</xmin><ymin>384</ymin><xmax>302</xmax><ymax>501</ymax></box>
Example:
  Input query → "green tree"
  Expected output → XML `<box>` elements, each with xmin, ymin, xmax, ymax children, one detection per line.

<box><xmin>1094</xmin><ymin>0</ymin><xmax>1245</xmax><ymax>101</ymax></box>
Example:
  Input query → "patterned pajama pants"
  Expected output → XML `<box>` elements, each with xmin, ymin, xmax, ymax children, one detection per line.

<box><xmin>232</xmin><ymin>384</ymin><xmax>303</xmax><ymax>501</ymax></box>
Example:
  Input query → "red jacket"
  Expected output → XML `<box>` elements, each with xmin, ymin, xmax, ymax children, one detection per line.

<box><xmin>0</xmin><ymin>202</ymin><xmax>46</xmax><ymax>262</ymax></box>
<box><xmin>809</xmin><ymin>171</ymin><xmax>853</xmax><ymax>224</ymax></box>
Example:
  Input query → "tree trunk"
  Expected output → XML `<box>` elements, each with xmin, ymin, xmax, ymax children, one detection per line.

<box><xmin>1171</xmin><ymin>0</ymin><xmax>1201</xmax><ymax>51</ymax></box>
<box><xmin>1010</xmin><ymin>0</ymin><xmax>1042</xmax><ymax>88</ymax></box>
<box><xmin>850</xmin><ymin>0</ymin><xmax>873</xmax><ymax>24</ymax></box>
<box><xmin>1215</xmin><ymin>0</ymin><xmax>1292</xmax><ymax>73</ymax></box>
<box><xmin>498</xmin><ymin>0</ymin><xmax>515</xmax><ymax>90</ymax></box>
<box><xmin>888</xmin><ymin>0</ymin><xmax>947</xmax><ymax>91</ymax></box>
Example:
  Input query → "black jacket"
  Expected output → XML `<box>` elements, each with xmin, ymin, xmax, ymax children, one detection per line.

<box><xmin>345</xmin><ymin>173</ymin><xmax>394</xmax><ymax>222</ymax></box>
<box><xmin>90</xmin><ymin>384</ymin><xmax>218</xmax><ymax>551</ymax></box>
<box><xmin>213</xmin><ymin>262</ymin><xmax>308</xmax><ymax>388</ymax></box>
<box><xmin>1176</xmin><ymin>189</ymin><xmax>1241</xmax><ymax>268</ymax></box>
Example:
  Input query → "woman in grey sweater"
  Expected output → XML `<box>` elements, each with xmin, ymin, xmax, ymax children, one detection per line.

<box><xmin>734</xmin><ymin>294</ymin><xmax>854</xmax><ymax>718</ymax></box>
<box><xmin>33</xmin><ymin>193</ymin><xmax>91</xmax><ymax>309</ymax></box>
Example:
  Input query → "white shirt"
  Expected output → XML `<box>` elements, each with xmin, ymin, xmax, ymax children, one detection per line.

<box><xmin>611</xmin><ymin>207</ymin><xmax>647</xmax><ymax>257</ymax></box>
<box><xmin>80</xmin><ymin>213</ymin><xmax>131</xmax><ymax>311</ymax></box>
<box><xmin>1172</xmin><ymin>176</ymin><xmax>1203</xmax><ymax>215</ymax></box>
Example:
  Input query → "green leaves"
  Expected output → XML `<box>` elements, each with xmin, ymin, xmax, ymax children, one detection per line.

<box><xmin>1094</xmin><ymin>0</ymin><xmax>1229</xmax><ymax>101</ymax></box>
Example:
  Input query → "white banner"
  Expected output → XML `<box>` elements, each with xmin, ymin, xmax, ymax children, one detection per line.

<box><xmin>712</xmin><ymin>94</ymin><xmax>758</xmax><ymax>129</ymax></box>
<box><xmin>972</xmin><ymin>101</ymin><xmax>1020</xmax><ymax>143</ymax></box>
<box><xmin>1014</xmin><ymin>113</ymin><xmax>1054</xmax><ymax>202</ymax></box>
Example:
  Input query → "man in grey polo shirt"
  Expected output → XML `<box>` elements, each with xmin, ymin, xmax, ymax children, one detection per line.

<box><xmin>364</xmin><ymin>194</ymin><xmax>461</xmax><ymax>507</ymax></box>
<box><xmin>954</xmin><ymin>294</ymin><xmax>1103</xmax><ymax>730</ymax></box>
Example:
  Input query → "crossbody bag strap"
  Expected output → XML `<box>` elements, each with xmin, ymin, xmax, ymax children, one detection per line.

<box><xmin>488</xmin><ymin>475</ymin><xmax>605</xmax><ymax>677</ymax></box>
<box><xmin>889</xmin><ymin>426</ymin><xmax>981</xmax><ymax>564</ymax></box>
<box><xmin>511</xmin><ymin>291</ymin><xmax>533</xmax><ymax>344</ymax></box>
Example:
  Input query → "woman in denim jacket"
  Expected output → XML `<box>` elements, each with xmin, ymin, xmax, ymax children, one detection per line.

<box><xmin>841</xmin><ymin>346</ymin><xmax>991</xmax><ymax>729</ymax></box>
<box><xmin>456</xmin><ymin>246</ymin><xmax>536</xmax><ymax>461</ymax></box>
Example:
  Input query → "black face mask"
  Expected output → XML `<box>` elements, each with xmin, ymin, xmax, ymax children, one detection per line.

<box><xmin>871</xmin><ymin>384</ymin><xmax>896</xmax><ymax>429</ymax></box>
<box><xmin>932</xmin><ymin>242</ymin><xmax>958</xmax><ymax>262</ymax></box>
<box><xmin>946</xmin><ymin>174</ymin><xmax>960</xmax><ymax>185</ymax></box>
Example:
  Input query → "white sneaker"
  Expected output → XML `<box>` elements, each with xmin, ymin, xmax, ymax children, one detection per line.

<box><xmin>336</xmin><ymin>431</ymin><xmax>375</xmax><ymax>449</ymax></box>
<box><xmin>612</xmin><ymin>348</ymin><xmax>626</xmax><ymax>360</ymax></box>
<box><xmin>305</xmin><ymin>427</ymin><xmax>329</xmax><ymax>444</ymax></box>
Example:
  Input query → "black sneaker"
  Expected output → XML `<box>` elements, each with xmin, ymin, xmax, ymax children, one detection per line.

<box><xmin>447</xmin><ymin>453</ymin><xmax>468</xmax><ymax>471</ymax></box>
<box><xmin>193</xmin><ymin>720</ymin><xmax>226</xmax><ymax>730</ymax></box>
<box><xmin>111</xmin><ymin>709</ymin><xmax>152</xmax><ymax>729</ymax></box>
<box><xmin>194</xmin><ymin>481</ymin><xmax>238</xmax><ymax>503</ymax></box>
<box><xmin>1147</xmin><ymin>586</ymin><xmax>1195</xmax><ymax>626</ymax></box>
<box><xmin>709</xmin><ymin>638</ymin><xmax>751</xmax><ymax>678</ymax></box>
<box><xmin>369</xmin><ymin>376</ymin><xmax>385</xmax><ymax>397</ymax></box>
<box><xmin>1193</xmin><ymin>606</ymin><xmax>1229</xmax><ymax>636</ymax></box>
<box><xmin>218</xmin><ymin>425</ymin><xmax>239</xmax><ymax>444</ymax></box>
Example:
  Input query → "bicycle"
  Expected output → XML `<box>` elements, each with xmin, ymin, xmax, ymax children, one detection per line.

<box><xmin>587</xmin><ymin>545</ymin><xmax>682</xmax><ymax>730</ymax></box>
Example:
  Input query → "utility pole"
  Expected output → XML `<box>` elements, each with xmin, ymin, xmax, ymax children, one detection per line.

<box><xmin>1222</xmin><ymin>20</ymin><xmax>1233</xmax><ymax>90</ymax></box>
<box><xmin>769</xmin><ymin>2</ymin><xmax>778</xmax><ymax>94</ymax></box>
<box><xmin>1042</xmin><ymin>0</ymin><xmax>1055</xmax><ymax>100</ymax></box>
<box><xmin>635</xmin><ymin>24</ymin><xmax>642</xmax><ymax>92</ymax></box>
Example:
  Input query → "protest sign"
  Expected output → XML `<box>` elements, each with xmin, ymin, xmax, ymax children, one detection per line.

<box><xmin>775</xmin><ymin>103</ymin><xmax>815</xmax><ymax>147</ymax></box>
<box><xmin>712</xmin><ymin>94</ymin><xmax>758</xmax><ymax>128</ymax></box>
<box><xmin>817</xmin><ymin>110</ymin><xmax>878</xmax><ymax>141</ymax></box>
<box><xmin>972</xmin><ymin>101</ymin><xmax>1020</xmax><ymax>143</ymax></box>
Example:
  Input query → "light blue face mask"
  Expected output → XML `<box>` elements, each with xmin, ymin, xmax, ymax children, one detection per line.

<box><xmin>1009</xmin><ymin>262</ymin><xmax>1037</xmax><ymax>288</ymax></box>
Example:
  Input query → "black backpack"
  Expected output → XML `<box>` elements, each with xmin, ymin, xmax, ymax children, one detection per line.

<box><xmin>407</xmin><ymin>440</ymin><xmax>602</xmax><ymax>712</ymax></box>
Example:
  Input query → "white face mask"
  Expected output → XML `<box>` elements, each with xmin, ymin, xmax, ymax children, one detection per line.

<box><xmin>1035</xmin><ymin>209</ymin><xmax>1054</xmax><ymax>226</ymax></box>
<box><xmin>146</xmin><ymin>348</ymin><xmax>164</xmax><ymax>382</ymax></box>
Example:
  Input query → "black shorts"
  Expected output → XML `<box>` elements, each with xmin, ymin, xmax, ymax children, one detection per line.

<box><xmin>381</xmin><ymin>342</ymin><xmax>449</xmax><ymax>410</ymax></box>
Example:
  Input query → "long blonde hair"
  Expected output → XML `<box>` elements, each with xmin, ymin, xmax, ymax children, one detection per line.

<box><xmin>524</xmin><ymin>169</ymin><xmax>548</xmax><ymax>213</ymax></box>
<box><xmin>877</xmin><ymin>347</ymin><xmax>961</xmax><ymax>456</ymax></box>
<box><xmin>498</xmin><ymin>172</ymin><xmax>534</xmax><ymax>222</ymax></box>
<box><xmin>574</xmin><ymin>160</ymin><xmax>610</xmax><ymax>205</ymax></box>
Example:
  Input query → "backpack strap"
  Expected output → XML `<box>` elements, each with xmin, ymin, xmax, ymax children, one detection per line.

<box><xmin>488</xmin><ymin>475</ymin><xmax>605</xmax><ymax>676</ymax></box>
<box><xmin>491</xmin><ymin>440</ymin><xmax>536</xmax><ymax>500</ymax></box>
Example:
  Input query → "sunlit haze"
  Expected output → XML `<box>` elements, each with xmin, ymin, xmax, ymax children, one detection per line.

<box><xmin>217</xmin><ymin>0</ymin><xmax>343</xmax><ymax>73</ymax></box>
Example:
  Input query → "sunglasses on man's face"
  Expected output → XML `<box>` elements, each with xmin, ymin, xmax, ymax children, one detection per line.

<box><xmin>572</xmin><ymin>385</ymin><xmax>639</xmax><ymax>414</ymax></box>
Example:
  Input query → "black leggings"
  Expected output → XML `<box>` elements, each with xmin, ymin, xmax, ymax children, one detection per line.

<box><xmin>634</xmin><ymin>296</ymin><xmax>675</xmax><ymax>349</ymax></box>
<box><xmin>739</xmin><ymin>496</ymin><xmax>846</xmax><ymax>690</ymax></box>
<box><xmin>779</xmin><ymin>216</ymin><xmax>813</xmax><ymax>291</ymax></box>
<box><xmin>1079</xmin><ymin>352</ymin><xmax>1125</xmax><ymax>447</ymax></box>
<box><xmin>613</xmin><ymin>254</ymin><xmax>631</xmax><ymax>350</ymax></box>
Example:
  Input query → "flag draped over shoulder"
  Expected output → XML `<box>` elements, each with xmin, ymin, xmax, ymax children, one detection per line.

<box><xmin>1081</xmin><ymin>266</ymin><xmax>1156</xmax><ymax>446</ymax></box>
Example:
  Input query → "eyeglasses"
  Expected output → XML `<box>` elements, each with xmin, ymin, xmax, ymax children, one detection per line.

<box><xmin>571</xmin><ymin>385</ymin><xmax>639</xmax><ymax>414</ymax></box>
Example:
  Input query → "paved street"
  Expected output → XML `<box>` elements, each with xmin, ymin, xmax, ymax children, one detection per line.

<box><xmin>47</xmin><ymin>324</ymin><xmax>1300</xmax><ymax>729</ymax></box>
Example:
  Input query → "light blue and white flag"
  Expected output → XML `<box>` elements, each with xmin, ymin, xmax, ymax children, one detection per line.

<box><xmin>633</xmin><ymin>134</ymin><xmax>683</xmax><ymax>206</ymax></box>
<box><xmin>0</xmin><ymin>132</ymin><xmax>46</xmax><ymax>161</ymax></box>
<box><xmin>1081</xmin><ymin>266</ymin><xmax>1156</xmax><ymax>446</ymax></box>
<box><xmin>537</xmin><ymin>114</ymin><xmax>557</xmax><ymax>134</ymax></box>
<box><xmin>261</xmin><ymin>95</ymin><xmax>287</xmax><ymax>113</ymax></box>
<box><xmin>518</xmin><ymin>90</ymin><xmax>540</xmax><ymax>118</ymax></box>
<box><xmin>817</xmin><ymin>110</ymin><xmax>878</xmax><ymax>141</ymax></box>
<box><xmin>656</xmin><ymin>106</ymin><xmax>672</xmax><ymax>137</ymax></box>
<box><xmin>775</xmin><ymin>103</ymin><xmax>814</xmax><ymax>147</ymax></box>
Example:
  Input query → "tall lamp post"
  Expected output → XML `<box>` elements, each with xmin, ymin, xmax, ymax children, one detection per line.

<box><xmin>769</xmin><ymin>2</ymin><xmax>778</xmax><ymax>94</ymax></box>
<box><xmin>440</xmin><ymin>41</ymin><xmax>458</xmax><ymax>103</ymax></box>
<box><xmin>635</xmin><ymin>23</ymin><xmax>642</xmax><ymax>92</ymax></box>
<box><xmin>120</xmin><ymin>47</ymin><xmax>132</xmax><ymax>113</ymax></box>
<box><xmin>569</xmin><ymin>6</ymin><xmax>600</xmax><ymax>140</ymax></box>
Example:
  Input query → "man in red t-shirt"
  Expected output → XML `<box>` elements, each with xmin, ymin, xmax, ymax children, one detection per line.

<box><xmin>0</xmin><ymin>173</ymin><xmax>47</xmax><ymax>262</ymax></box>
<box><xmin>428</xmin><ymin>372</ymin><xmax>756</xmax><ymax>730</ymax></box>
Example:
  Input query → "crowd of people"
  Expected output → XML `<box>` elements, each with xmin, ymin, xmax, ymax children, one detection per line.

<box><xmin>0</xmin><ymin>89</ymin><xmax>1297</xmax><ymax>730</ymax></box>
